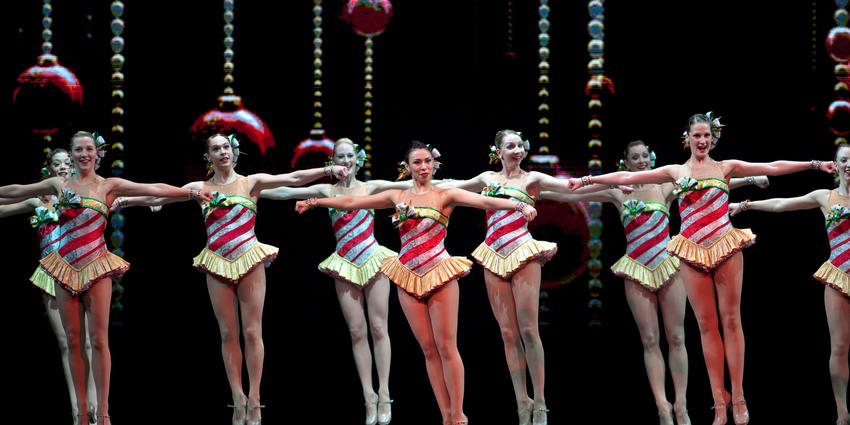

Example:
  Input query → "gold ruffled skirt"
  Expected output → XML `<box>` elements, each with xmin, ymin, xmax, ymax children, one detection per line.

<box><xmin>471</xmin><ymin>238</ymin><xmax>558</xmax><ymax>279</ymax></box>
<box><xmin>193</xmin><ymin>242</ymin><xmax>278</xmax><ymax>284</ymax></box>
<box><xmin>39</xmin><ymin>250</ymin><xmax>130</xmax><ymax>295</ymax></box>
<box><xmin>813</xmin><ymin>261</ymin><xmax>850</xmax><ymax>298</ymax></box>
<box><xmin>29</xmin><ymin>265</ymin><xmax>56</xmax><ymax>297</ymax></box>
<box><xmin>667</xmin><ymin>227</ymin><xmax>755</xmax><ymax>272</ymax></box>
<box><xmin>380</xmin><ymin>255</ymin><xmax>472</xmax><ymax>300</ymax></box>
<box><xmin>318</xmin><ymin>245</ymin><xmax>397</xmax><ymax>287</ymax></box>
<box><xmin>611</xmin><ymin>254</ymin><xmax>680</xmax><ymax>292</ymax></box>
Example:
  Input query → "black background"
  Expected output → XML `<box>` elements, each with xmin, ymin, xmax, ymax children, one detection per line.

<box><xmin>1</xmin><ymin>1</ymin><xmax>844</xmax><ymax>424</ymax></box>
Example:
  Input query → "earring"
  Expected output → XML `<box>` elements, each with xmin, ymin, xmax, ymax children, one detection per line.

<box><xmin>205</xmin><ymin>156</ymin><xmax>213</xmax><ymax>176</ymax></box>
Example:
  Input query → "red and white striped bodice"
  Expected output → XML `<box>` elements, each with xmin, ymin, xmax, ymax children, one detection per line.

<box><xmin>330</xmin><ymin>208</ymin><xmax>379</xmax><ymax>266</ymax></box>
<box><xmin>31</xmin><ymin>202</ymin><xmax>61</xmax><ymax>259</ymax></box>
<box><xmin>481</xmin><ymin>175</ymin><xmax>536</xmax><ymax>256</ymax></box>
<box><xmin>676</xmin><ymin>177</ymin><xmax>731</xmax><ymax>247</ymax></box>
<box><xmin>55</xmin><ymin>193</ymin><xmax>110</xmax><ymax>268</ymax></box>
<box><xmin>825</xmin><ymin>191</ymin><xmax>850</xmax><ymax>273</ymax></box>
<box><xmin>621</xmin><ymin>197</ymin><xmax>672</xmax><ymax>270</ymax></box>
<box><xmin>397</xmin><ymin>207</ymin><xmax>450</xmax><ymax>274</ymax></box>
<box><xmin>203</xmin><ymin>195</ymin><xmax>259</xmax><ymax>261</ymax></box>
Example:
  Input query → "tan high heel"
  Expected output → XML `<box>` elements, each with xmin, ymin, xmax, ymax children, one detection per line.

<box><xmin>517</xmin><ymin>398</ymin><xmax>532</xmax><ymax>425</ymax></box>
<box><xmin>246</xmin><ymin>401</ymin><xmax>264</xmax><ymax>425</ymax></box>
<box><xmin>228</xmin><ymin>403</ymin><xmax>247</xmax><ymax>425</ymax></box>
<box><xmin>673</xmin><ymin>402</ymin><xmax>691</xmax><ymax>425</ymax></box>
<box><xmin>657</xmin><ymin>401</ymin><xmax>673</xmax><ymax>425</ymax></box>
<box><xmin>532</xmin><ymin>406</ymin><xmax>548</xmax><ymax>425</ymax></box>
<box><xmin>365</xmin><ymin>393</ymin><xmax>378</xmax><ymax>425</ymax></box>
<box><xmin>711</xmin><ymin>392</ymin><xmax>731</xmax><ymax>425</ymax></box>
<box><xmin>377</xmin><ymin>395</ymin><xmax>393</xmax><ymax>425</ymax></box>
<box><xmin>731</xmin><ymin>399</ymin><xmax>749</xmax><ymax>425</ymax></box>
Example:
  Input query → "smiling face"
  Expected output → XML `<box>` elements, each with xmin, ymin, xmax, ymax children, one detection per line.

<box><xmin>407</xmin><ymin>148</ymin><xmax>435</xmax><ymax>183</ymax></box>
<box><xmin>71</xmin><ymin>135</ymin><xmax>98</xmax><ymax>173</ymax></box>
<box><xmin>333</xmin><ymin>142</ymin><xmax>357</xmax><ymax>174</ymax></box>
<box><xmin>48</xmin><ymin>151</ymin><xmax>71</xmax><ymax>177</ymax></box>
<box><xmin>687</xmin><ymin>122</ymin><xmax>713</xmax><ymax>159</ymax></box>
<box><xmin>625</xmin><ymin>143</ymin><xmax>651</xmax><ymax>172</ymax></box>
<box><xmin>206</xmin><ymin>135</ymin><xmax>234</xmax><ymax>171</ymax></box>
<box><xmin>836</xmin><ymin>145</ymin><xmax>850</xmax><ymax>184</ymax></box>
<box><xmin>498</xmin><ymin>133</ymin><xmax>527</xmax><ymax>166</ymax></box>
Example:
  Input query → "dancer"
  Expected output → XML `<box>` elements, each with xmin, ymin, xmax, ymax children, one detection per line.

<box><xmin>728</xmin><ymin>143</ymin><xmax>850</xmax><ymax>425</ymax></box>
<box><xmin>118</xmin><ymin>133</ymin><xmax>347</xmax><ymax>425</ymax></box>
<box><xmin>0</xmin><ymin>131</ymin><xmax>213</xmax><ymax>425</ymax></box>
<box><xmin>544</xmin><ymin>140</ymin><xmax>767</xmax><ymax>425</ymax></box>
<box><xmin>0</xmin><ymin>148</ymin><xmax>97</xmax><ymax>425</ymax></box>
<box><xmin>295</xmin><ymin>140</ymin><xmax>538</xmax><ymax>425</ymax></box>
<box><xmin>260</xmin><ymin>137</ymin><xmax>413</xmax><ymax>425</ymax></box>
<box><xmin>567</xmin><ymin>113</ymin><xmax>835</xmax><ymax>425</ymax></box>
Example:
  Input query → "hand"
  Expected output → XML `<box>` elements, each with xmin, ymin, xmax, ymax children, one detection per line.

<box><xmin>331</xmin><ymin>165</ymin><xmax>350</xmax><ymax>180</ymax></box>
<box><xmin>820</xmin><ymin>160</ymin><xmax>836</xmax><ymax>174</ymax></box>
<box><xmin>753</xmin><ymin>176</ymin><xmax>769</xmax><ymax>188</ymax></box>
<box><xmin>728</xmin><ymin>202</ymin><xmax>743</xmax><ymax>216</ymax></box>
<box><xmin>616</xmin><ymin>184</ymin><xmax>634</xmax><ymax>194</ymax></box>
<box><xmin>521</xmin><ymin>205</ymin><xmax>537</xmax><ymax>221</ymax></box>
<box><xmin>190</xmin><ymin>189</ymin><xmax>214</xmax><ymax>202</ymax></box>
<box><xmin>567</xmin><ymin>178</ymin><xmax>582</xmax><ymax>191</ymax></box>
<box><xmin>149</xmin><ymin>205</ymin><xmax>162</xmax><ymax>213</ymax></box>
<box><xmin>295</xmin><ymin>197</ymin><xmax>319</xmax><ymax>214</ymax></box>
<box><xmin>110</xmin><ymin>197</ymin><xmax>124</xmax><ymax>212</ymax></box>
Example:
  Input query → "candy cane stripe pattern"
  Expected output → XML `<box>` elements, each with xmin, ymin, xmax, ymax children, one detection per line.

<box><xmin>667</xmin><ymin>176</ymin><xmax>755</xmax><ymax>271</ymax></box>
<box><xmin>318</xmin><ymin>208</ymin><xmax>397</xmax><ymax>287</ymax></box>
<box><xmin>813</xmin><ymin>191</ymin><xmax>850</xmax><ymax>297</ymax></box>
<box><xmin>193</xmin><ymin>191</ymin><xmax>278</xmax><ymax>284</ymax></box>
<box><xmin>380</xmin><ymin>206</ymin><xmax>472</xmax><ymax>299</ymax></box>
<box><xmin>39</xmin><ymin>193</ymin><xmax>129</xmax><ymax>295</ymax></box>
<box><xmin>29</xmin><ymin>204</ymin><xmax>63</xmax><ymax>296</ymax></box>
<box><xmin>610</xmin><ymin>196</ymin><xmax>680</xmax><ymax>291</ymax></box>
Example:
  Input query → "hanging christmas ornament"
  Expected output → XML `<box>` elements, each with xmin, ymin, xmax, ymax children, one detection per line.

<box><xmin>107</xmin><ymin>1</ymin><xmax>127</xmax><ymax>317</ymax></box>
<box><xmin>342</xmin><ymin>0</ymin><xmax>393</xmax><ymax>179</ymax></box>
<box><xmin>829</xmin><ymin>0</ymin><xmax>850</xmax><ymax>184</ymax></box>
<box><xmin>12</xmin><ymin>0</ymin><xmax>83</xmax><ymax>146</ymax></box>
<box><xmin>190</xmin><ymin>0</ymin><xmax>275</xmax><ymax>175</ymax></box>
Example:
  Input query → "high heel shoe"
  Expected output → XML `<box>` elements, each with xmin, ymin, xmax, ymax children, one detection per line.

<box><xmin>88</xmin><ymin>405</ymin><xmax>97</xmax><ymax>425</ymax></box>
<box><xmin>228</xmin><ymin>403</ymin><xmax>247</xmax><ymax>425</ymax></box>
<box><xmin>657</xmin><ymin>401</ymin><xmax>673</xmax><ymax>425</ymax></box>
<box><xmin>377</xmin><ymin>395</ymin><xmax>393</xmax><ymax>425</ymax></box>
<box><xmin>246</xmin><ymin>401</ymin><xmax>264</xmax><ymax>425</ymax></box>
<box><xmin>517</xmin><ymin>398</ymin><xmax>533</xmax><ymax>425</ymax></box>
<box><xmin>731</xmin><ymin>399</ymin><xmax>749</xmax><ymax>425</ymax></box>
<box><xmin>365</xmin><ymin>393</ymin><xmax>378</xmax><ymax>425</ymax></box>
<box><xmin>673</xmin><ymin>402</ymin><xmax>691</xmax><ymax>425</ymax></box>
<box><xmin>711</xmin><ymin>391</ymin><xmax>731</xmax><ymax>425</ymax></box>
<box><xmin>532</xmin><ymin>405</ymin><xmax>548</xmax><ymax>425</ymax></box>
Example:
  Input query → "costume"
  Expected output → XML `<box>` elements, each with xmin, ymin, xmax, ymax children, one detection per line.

<box><xmin>470</xmin><ymin>173</ymin><xmax>557</xmax><ymax>278</ymax></box>
<box><xmin>317</xmin><ymin>185</ymin><xmax>396</xmax><ymax>287</ymax></box>
<box><xmin>39</xmin><ymin>189</ymin><xmax>130</xmax><ymax>295</ymax></box>
<box><xmin>666</xmin><ymin>163</ymin><xmax>755</xmax><ymax>271</ymax></box>
<box><xmin>193</xmin><ymin>176</ymin><xmax>278</xmax><ymax>283</ymax></box>
<box><xmin>813</xmin><ymin>190</ymin><xmax>850</xmax><ymax>298</ymax></box>
<box><xmin>28</xmin><ymin>200</ymin><xmax>62</xmax><ymax>296</ymax></box>
<box><xmin>610</xmin><ymin>185</ymin><xmax>680</xmax><ymax>291</ymax></box>
<box><xmin>380</xmin><ymin>204</ymin><xmax>472</xmax><ymax>299</ymax></box>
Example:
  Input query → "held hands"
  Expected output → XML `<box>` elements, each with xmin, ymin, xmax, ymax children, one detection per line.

<box><xmin>515</xmin><ymin>200</ymin><xmax>538</xmax><ymax>221</ymax></box>
<box><xmin>567</xmin><ymin>178</ymin><xmax>583</xmax><ymax>191</ymax></box>
<box><xmin>189</xmin><ymin>188</ymin><xmax>214</xmax><ymax>202</ymax></box>
<box><xmin>295</xmin><ymin>197</ymin><xmax>319</xmax><ymax>214</ymax></box>
<box><xmin>812</xmin><ymin>160</ymin><xmax>836</xmax><ymax>174</ymax></box>
<box><xmin>615</xmin><ymin>184</ymin><xmax>634</xmax><ymax>194</ymax></box>
<box><xmin>329</xmin><ymin>165</ymin><xmax>350</xmax><ymax>180</ymax></box>
<box><xmin>727</xmin><ymin>200</ymin><xmax>749</xmax><ymax>217</ymax></box>
<box><xmin>752</xmin><ymin>176</ymin><xmax>769</xmax><ymax>188</ymax></box>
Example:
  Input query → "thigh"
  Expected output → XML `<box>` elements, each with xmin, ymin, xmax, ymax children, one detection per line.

<box><xmin>712</xmin><ymin>252</ymin><xmax>744</xmax><ymax>320</ymax></box>
<box><xmin>335</xmin><ymin>279</ymin><xmax>367</xmax><ymax>327</ymax></box>
<box><xmin>658</xmin><ymin>274</ymin><xmax>688</xmax><ymax>333</ymax></box>
<box><xmin>678</xmin><ymin>262</ymin><xmax>718</xmax><ymax>324</ymax></box>
<box><xmin>484</xmin><ymin>270</ymin><xmax>521</xmax><ymax>330</ymax></box>
<box><xmin>206</xmin><ymin>274</ymin><xmax>240</xmax><ymax>330</ymax></box>
<box><xmin>82</xmin><ymin>278</ymin><xmax>113</xmax><ymax>339</ymax></box>
<box><xmin>825</xmin><ymin>286</ymin><xmax>850</xmax><ymax>348</ymax></box>
<box><xmin>235</xmin><ymin>267</ymin><xmax>267</xmax><ymax>325</ymax></box>
<box><xmin>426</xmin><ymin>280</ymin><xmax>460</xmax><ymax>343</ymax></box>
<box><xmin>510</xmin><ymin>262</ymin><xmax>542</xmax><ymax>327</ymax></box>
<box><xmin>623</xmin><ymin>279</ymin><xmax>660</xmax><ymax>333</ymax></box>
<box><xmin>364</xmin><ymin>275</ymin><xmax>391</xmax><ymax>325</ymax></box>
<box><xmin>397</xmin><ymin>287</ymin><xmax>436</xmax><ymax>349</ymax></box>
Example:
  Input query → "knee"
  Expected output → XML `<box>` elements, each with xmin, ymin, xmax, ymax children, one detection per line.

<box><xmin>720</xmin><ymin>313</ymin><xmax>742</xmax><ymax>332</ymax></box>
<box><xmin>694</xmin><ymin>314</ymin><xmax>719</xmax><ymax>332</ymax></box>
<box><xmin>90</xmin><ymin>333</ymin><xmax>108</xmax><ymax>352</ymax></box>
<box><xmin>348</xmin><ymin>322</ymin><xmax>368</xmax><ymax>344</ymax></box>
<box><xmin>420</xmin><ymin>342</ymin><xmax>441</xmax><ymax>361</ymax></box>
<box><xmin>667</xmin><ymin>328</ymin><xmax>685</xmax><ymax>348</ymax></box>
<box><xmin>831</xmin><ymin>341</ymin><xmax>850</xmax><ymax>358</ymax></box>
<box><xmin>55</xmin><ymin>334</ymin><xmax>70</xmax><ymax>354</ymax></box>
<box><xmin>219</xmin><ymin>326</ymin><xmax>239</xmax><ymax>344</ymax></box>
<box><xmin>434</xmin><ymin>338</ymin><xmax>459</xmax><ymax>360</ymax></box>
<box><xmin>369</xmin><ymin>322</ymin><xmax>388</xmax><ymax>342</ymax></box>
<box><xmin>639</xmin><ymin>329</ymin><xmax>660</xmax><ymax>350</ymax></box>
<box><xmin>498</xmin><ymin>326</ymin><xmax>522</xmax><ymax>347</ymax></box>
<box><xmin>242</xmin><ymin>325</ymin><xmax>263</xmax><ymax>346</ymax></box>
<box><xmin>519</xmin><ymin>323</ymin><xmax>541</xmax><ymax>346</ymax></box>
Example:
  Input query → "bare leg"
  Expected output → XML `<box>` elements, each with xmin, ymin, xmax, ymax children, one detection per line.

<box><xmin>364</xmin><ymin>276</ymin><xmax>392</xmax><ymax>411</ymax></box>
<box><xmin>55</xmin><ymin>287</ymin><xmax>89</xmax><ymax>422</ymax></box>
<box><xmin>658</xmin><ymin>275</ymin><xmax>690</xmax><ymax>424</ymax></box>
<box><xmin>484</xmin><ymin>269</ymin><xmax>531</xmax><ymax>416</ymax></box>
<box><xmin>206</xmin><ymin>274</ymin><xmax>247</xmax><ymax>421</ymax></box>
<box><xmin>334</xmin><ymin>280</ymin><xmax>375</xmax><ymax>407</ymax></box>
<box><xmin>679</xmin><ymin>263</ymin><xmax>728</xmax><ymax>424</ymax></box>
<box><xmin>426</xmin><ymin>280</ymin><xmax>466</xmax><ymax>423</ymax></box>
<box><xmin>510</xmin><ymin>262</ymin><xmax>546</xmax><ymax>421</ymax></box>
<box><xmin>236</xmin><ymin>267</ymin><xmax>266</xmax><ymax>422</ymax></box>
<box><xmin>81</xmin><ymin>277</ymin><xmax>113</xmax><ymax>424</ymax></box>
<box><xmin>623</xmin><ymin>279</ymin><xmax>671</xmax><ymax>424</ymax></box>
<box><xmin>83</xmin><ymin>313</ymin><xmax>97</xmax><ymax>419</ymax></box>
<box><xmin>712</xmin><ymin>252</ymin><xmax>746</xmax><ymax>423</ymax></box>
<box><xmin>397</xmin><ymin>286</ymin><xmax>451</xmax><ymax>422</ymax></box>
<box><xmin>826</xmin><ymin>286</ymin><xmax>850</xmax><ymax>424</ymax></box>
<box><xmin>43</xmin><ymin>292</ymin><xmax>78</xmax><ymax>417</ymax></box>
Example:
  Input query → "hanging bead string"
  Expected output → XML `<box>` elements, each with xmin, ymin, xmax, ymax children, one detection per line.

<box><xmin>363</xmin><ymin>36</ymin><xmax>374</xmax><ymax>179</ymax></box>
<box><xmin>109</xmin><ymin>0</ymin><xmax>127</xmax><ymax>317</ymax></box>
<box><xmin>586</xmin><ymin>0</ymin><xmax>605</xmax><ymax>328</ymax></box>
<box><xmin>537</xmin><ymin>1</ymin><xmax>550</xmax><ymax>143</ymax></box>
<box><xmin>313</xmin><ymin>0</ymin><xmax>324</xmax><ymax>132</ymax></box>
<box><xmin>828</xmin><ymin>0</ymin><xmax>850</xmax><ymax>186</ymax></box>
<box><xmin>506</xmin><ymin>0</ymin><xmax>515</xmax><ymax>58</ymax></box>
<box><xmin>223</xmin><ymin>0</ymin><xmax>235</xmax><ymax>95</ymax></box>
<box><xmin>40</xmin><ymin>0</ymin><xmax>54</xmax><ymax>148</ymax></box>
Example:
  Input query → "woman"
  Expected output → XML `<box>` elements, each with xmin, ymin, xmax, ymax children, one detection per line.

<box><xmin>0</xmin><ymin>131</ymin><xmax>214</xmax><ymax>425</ymax></box>
<box><xmin>260</xmin><ymin>137</ymin><xmax>414</xmax><ymax>425</ymax></box>
<box><xmin>727</xmin><ymin>143</ymin><xmax>850</xmax><ymax>425</ymax></box>
<box><xmin>119</xmin><ymin>133</ymin><xmax>347</xmax><ymax>425</ymax></box>
<box><xmin>567</xmin><ymin>113</ymin><xmax>835</xmax><ymax>425</ymax></box>
<box><xmin>545</xmin><ymin>140</ymin><xmax>767</xmax><ymax>425</ymax></box>
<box><xmin>0</xmin><ymin>148</ymin><xmax>97</xmax><ymax>425</ymax></box>
<box><xmin>295</xmin><ymin>140</ymin><xmax>538</xmax><ymax>425</ymax></box>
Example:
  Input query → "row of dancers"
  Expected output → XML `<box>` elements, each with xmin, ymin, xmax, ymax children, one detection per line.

<box><xmin>0</xmin><ymin>112</ymin><xmax>847</xmax><ymax>425</ymax></box>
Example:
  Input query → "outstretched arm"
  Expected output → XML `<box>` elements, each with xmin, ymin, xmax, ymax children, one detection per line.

<box><xmin>435</xmin><ymin>172</ymin><xmax>490</xmax><ymax>192</ymax></box>
<box><xmin>540</xmin><ymin>188</ymin><xmax>622</xmax><ymax>204</ymax></box>
<box><xmin>0</xmin><ymin>177</ymin><xmax>63</xmax><ymax>200</ymax></box>
<box><xmin>295</xmin><ymin>190</ymin><xmax>399</xmax><ymax>214</ymax></box>
<box><xmin>365</xmin><ymin>179</ymin><xmax>416</xmax><ymax>194</ymax></box>
<box><xmin>0</xmin><ymin>198</ymin><xmax>41</xmax><ymax>218</ymax></box>
<box><xmin>112</xmin><ymin>181</ymin><xmax>207</xmax><ymax>209</ymax></box>
<box><xmin>724</xmin><ymin>159</ymin><xmax>834</xmax><ymax>179</ymax></box>
<box><xmin>260</xmin><ymin>184</ymin><xmax>331</xmax><ymax>201</ymax></box>
<box><xmin>567</xmin><ymin>165</ymin><xmax>678</xmax><ymax>190</ymax></box>
<box><xmin>108</xmin><ymin>178</ymin><xmax>212</xmax><ymax>204</ymax></box>
<box><xmin>728</xmin><ymin>189</ymin><xmax>829</xmax><ymax>216</ymax></box>
<box><xmin>729</xmin><ymin>175</ymin><xmax>769</xmax><ymax>190</ymax></box>
<box><xmin>444</xmin><ymin>188</ymin><xmax>537</xmax><ymax>221</ymax></box>
<box><xmin>250</xmin><ymin>165</ymin><xmax>348</xmax><ymax>192</ymax></box>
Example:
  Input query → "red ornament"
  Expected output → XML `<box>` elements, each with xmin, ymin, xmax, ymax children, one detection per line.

<box><xmin>827</xmin><ymin>27</ymin><xmax>850</xmax><ymax>63</ymax></box>
<box><xmin>191</xmin><ymin>95</ymin><xmax>275</xmax><ymax>154</ymax></box>
<box><xmin>12</xmin><ymin>54</ymin><xmax>83</xmax><ymax>135</ymax></box>
<box><xmin>342</xmin><ymin>0</ymin><xmax>393</xmax><ymax>37</ymax></box>
<box><xmin>828</xmin><ymin>100</ymin><xmax>850</xmax><ymax>136</ymax></box>
<box><xmin>292</xmin><ymin>129</ymin><xmax>335</xmax><ymax>168</ymax></box>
